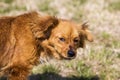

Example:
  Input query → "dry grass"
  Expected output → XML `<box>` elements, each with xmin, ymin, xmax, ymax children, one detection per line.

<box><xmin>0</xmin><ymin>0</ymin><xmax>120</xmax><ymax>80</ymax></box>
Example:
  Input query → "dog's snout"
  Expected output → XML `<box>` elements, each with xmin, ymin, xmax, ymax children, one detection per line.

<box><xmin>69</xmin><ymin>45</ymin><xmax>72</xmax><ymax>49</ymax></box>
<box><xmin>67</xmin><ymin>50</ymin><xmax>75</xmax><ymax>57</ymax></box>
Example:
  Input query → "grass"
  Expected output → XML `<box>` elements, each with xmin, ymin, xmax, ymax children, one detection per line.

<box><xmin>41</xmin><ymin>64</ymin><xmax>60</xmax><ymax>74</ymax></box>
<box><xmin>31</xmin><ymin>45</ymin><xmax>120</xmax><ymax>80</ymax></box>
<box><xmin>75</xmin><ymin>61</ymin><xmax>93</xmax><ymax>78</ymax></box>
<box><xmin>70</xmin><ymin>0</ymin><xmax>87</xmax><ymax>6</ymax></box>
<box><xmin>112</xmin><ymin>40</ymin><xmax>120</xmax><ymax>48</ymax></box>
<box><xmin>101</xmin><ymin>32</ymin><xmax>111</xmax><ymax>39</ymax></box>
<box><xmin>88</xmin><ymin>47</ymin><xmax>119</xmax><ymax>80</ymax></box>
<box><xmin>63</xmin><ymin>0</ymin><xmax>87</xmax><ymax>22</ymax></box>
<box><xmin>31</xmin><ymin>64</ymin><xmax>60</xmax><ymax>80</ymax></box>
<box><xmin>100</xmin><ymin>32</ymin><xmax>120</xmax><ymax>49</ymax></box>
<box><xmin>38</xmin><ymin>0</ymin><xmax>58</xmax><ymax>15</ymax></box>
<box><xmin>118</xmin><ymin>54</ymin><xmax>120</xmax><ymax>58</ymax></box>
<box><xmin>32</xmin><ymin>64</ymin><xmax>60</xmax><ymax>74</ymax></box>
<box><xmin>0</xmin><ymin>6</ymin><xmax>26</xmax><ymax>14</ymax></box>
<box><xmin>108</xmin><ymin>1</ymin><xmax>120</xmax><ymax>11</ymax></box>
<box><xmin>0</xmin><ymin>0</ymin><xmax>26</xmax><ymax>14</ymax></box>
<box><xmin>69</xmin><ymin>46</ymin><xmax>119</xmax><ymax>80</ymax></box>
<box><xmin>0</xmin><ymin>0</ymin><xmax>120</xmax><ymax>80</ymax></box>
<box><xmin>64</xmin><ymin>60</ymin><xmax>94</xmax><ymax>78</ymax></box>
<box><xmin>0</xmin><ymin>0</ymin><xmax>14</xmax><ymax>4</ymax></box>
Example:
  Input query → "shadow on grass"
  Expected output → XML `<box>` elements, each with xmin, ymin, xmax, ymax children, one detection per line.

<box><xmin>0</xmin><ymin>76</ymin><xmax>6</xmax><ymax>80</ymax></box>
<box><xmin>29</xmin><ymin>72</ymin><xmax>100</xmax><ymax>80</ymax></box>
<box><xmin>0</xmin><ymin>72</ymin><xmax>100</xmax><ymax>80</ymax></box>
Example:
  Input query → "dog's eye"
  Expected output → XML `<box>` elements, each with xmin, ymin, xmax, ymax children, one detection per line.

<box><xmin>59</xmin><ymin>38</ymin><xmax>65</xmax><ymax>42</ymax></box>
<box><xmin>74</xmin><ymin>38</ymin><xmax>79</xmax><ymax>43</ymax></box>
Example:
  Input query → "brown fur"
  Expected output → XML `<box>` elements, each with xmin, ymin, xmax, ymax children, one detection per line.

<box><xmin>0</xmin><ymin>11</ymin><xmax>93</xmax><ymax>80</ymax></box>
<box><xmin>40</xmin><ymin>20</ymin><xmax>93</xmax><ymax>60</ymax></box>
<box><xmin>0</xmin><ymin>12</ymin><xmax>58</xmax><ymax>80</ymax></box>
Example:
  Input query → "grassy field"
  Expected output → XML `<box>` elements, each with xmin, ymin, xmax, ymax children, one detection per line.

<box><xmin>0</xmin><ymin>0</ymin><xmax>120</xmax><ymax>80</ymax></box>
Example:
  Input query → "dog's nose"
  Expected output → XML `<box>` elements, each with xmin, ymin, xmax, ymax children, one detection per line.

<box><xmin>67</xmin><ymin>50</ymin><xmax>75</xmax><ymax>57</ymax></box>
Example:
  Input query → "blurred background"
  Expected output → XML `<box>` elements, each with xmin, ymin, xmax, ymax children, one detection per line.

<box><xmin>0</xmin><ymin>0</ymin><xmax>120</xmax><ymax>80</ymax></box>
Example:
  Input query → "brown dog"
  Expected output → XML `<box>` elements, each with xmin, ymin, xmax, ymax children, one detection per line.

<box><xmin>40</xmin><ymin>19</ymin><xmax>93</xmax><ymax>60</ymax></box>
<box><xmin>0</xmin><ymin>12</ymin><xmax>59</xmax><ymax>80</ymax></box>
<box><xmin>0</xmin><ymin>11</ymin><xmax>93</xmax><ymax>80</ymax></box>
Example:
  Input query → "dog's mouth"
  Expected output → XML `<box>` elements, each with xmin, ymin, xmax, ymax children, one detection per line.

<box><xmin>39</xmin><ymin>45</ymin><xmax>76</xmax><ymax>63</ymax></box>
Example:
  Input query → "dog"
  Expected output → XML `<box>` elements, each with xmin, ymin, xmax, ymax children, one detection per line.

<box><xmin>40</xmin><ymin>19</ymin><xmax>93</xmax><ymax>60</ymax></box>
<box><xmin>0</xmin><ymin>11</ymin><xmax>59</xmax><ymax>80</ymax></box>
<box><xmin>0</xmin><ymin>11</ymin><xmax>93</xmax><ymax>80</ymax></box>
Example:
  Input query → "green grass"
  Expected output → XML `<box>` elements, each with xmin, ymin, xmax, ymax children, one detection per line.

<box><xmin>112</xmin><ymin>40</ymin><xmax>120</xmax><ymax>48</ymax></box>
<box><xmin>71</xmin><ymin>0</ymin><xmax>87</xmax><ymax>6</ymax></box>
<box><xmin>41</xmin><ymin>64</ymin><xmax>60</xmax><ymax>74</ymax></box>
<box><xmin>65</xmin><ymin>47</ymin><xmax>120</xmax><ymax>80</ymax></box>
<box><xmin>65</xmin><ymin>60</ymin><xmax>94</xmax><ymax>78</ymax></box>
<box><xmin>108</xmin><ymin>1</ymin><xmax>120</xmax><ymax>11</ymax></box>
<box><xmin>32</xmin><ymin>45</ymin><xmax>120</xmax><ymax>80</ymax></box>
<box><xmin>0</xmin><ymin>0</ymin><xmax>120</xmax><ymax>80</ymax></box>
<box><xmin>75</xmin><ymin>61</ymin><xmax>93</xmax><ymax>78</ymax></box>
<box><xmin>118</xmin><ymin>54</ymin><xmax>120</xmax><ymax>58</ymax></box>
<box><xmin>0</xmin><ymin>0</ymin><xmax>14</xmax><ymax>4</ymax></box>
<box><xmin>100</xmin><ymin>32</ymin><xmax>120</xmax><ymax>48</ymax></box>
<box><xmin>32</xmin><ymin>64</ymin><xmax>60</xmax><ymax>74</ymax></box>
<box><xmin>38</xmin><ymin>0</ymin><xmax>58</xmax><ymax>15</ymax></box>
<box><xmin>101</xmin><ymin>32</ymin><xmax>111</xmax><ymax>39</ymax></box>
<box><xmin>63</xmin><ymin>0</ymin><xmax>87</xmax><ymax>22</ymax></box>
<box><xmin>88</xmin><ymin>47</ymin><xmax>119</xmax><ymax>80</ymax></box>
<box><xmin>38</xmin><ymin>0</ymin><xmax>51</xmax><ymax>11</ymax></box>
<box><xmin>0</xmin><ymin>6</ymin><xmax>26</xmax><ymax>14</ymax></box>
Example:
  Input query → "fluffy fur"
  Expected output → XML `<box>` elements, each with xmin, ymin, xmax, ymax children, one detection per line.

<box><xmin>0</xmin><ymin>11</ymin><xmax>93</xmax><ymax>80</ymax></box>
<box><xmin>0</xmin><ymin>12</ymin><xmax>58</xmax><ymax>80</ymax></box>
<box><xmin>40</xmin><ymin>19</ymin><xmax>93</xmax><ymax>60</ymax></box>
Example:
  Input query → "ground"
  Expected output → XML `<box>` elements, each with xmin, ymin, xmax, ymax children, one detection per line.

<box><xmin>0</xmin><ymin>0</ymin><xmax>120</xmax><ymax>80</ymax></box>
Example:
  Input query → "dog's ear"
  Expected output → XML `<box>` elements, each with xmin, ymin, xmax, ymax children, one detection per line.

<box><xmin>78</xmin><ymin>22</ymin><xmax>93</xmax><ymax>48</ymax></box>
<box><xmin>31</xmin><ymin>16</ymin><xmax>59</xmax><ymax>39</ymax></box>
<box><xmin>81</xmin><ymin>22</ymin><xmax>93</xmax><ymax>42</ymax></box>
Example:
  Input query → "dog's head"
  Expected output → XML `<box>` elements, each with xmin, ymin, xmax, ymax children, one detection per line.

<box><xmin>30</xmin><ymin>12</ymin><xmax>93</xmax><ymax>60</ymax></box>
<box><xmin>48</xmin><ymin>20</ymin><xmax>93</xmax><ymax>59</ymax></box>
